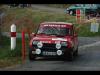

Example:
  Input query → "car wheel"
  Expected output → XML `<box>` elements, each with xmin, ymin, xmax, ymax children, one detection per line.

<box><xmin>67</xmin><ymin>51</ymin><xmax>74</xmax><ymax>61</ymax></box>
<box><xmin>74</xmin><ymin>47</ymin><xmax>78</xmax><ymax>56</ymax></box>
<box><xmin>29</xmin><ymin>49</ymin><xmax>36</xmax><ymax>61</ymax></box>
<box><xmin>63</xmin><ymin>49</ymin><xmax>74</xmax><ymax>61</ymax></box>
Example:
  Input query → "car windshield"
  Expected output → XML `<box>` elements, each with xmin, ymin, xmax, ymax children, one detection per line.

<box><xmin>37</xmin><ymin>25</ymin><xmax>70</xmax><ymax>36</ymax></box>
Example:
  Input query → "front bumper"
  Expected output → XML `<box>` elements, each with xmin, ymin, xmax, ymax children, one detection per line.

<box><xmin>30</xmin><ymin>44</ymin><xmax>72</xmax><ymax>57</ymax></box>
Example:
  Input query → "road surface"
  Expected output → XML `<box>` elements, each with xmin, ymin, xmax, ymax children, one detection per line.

<box><xmin>0</xmin><ymin>36</ymin><xmax>100</xmax><ymax>71</ymax></box>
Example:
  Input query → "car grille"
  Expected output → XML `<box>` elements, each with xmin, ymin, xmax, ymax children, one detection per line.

<box><xmin>33</xmin><ymin>43</ymin><xmax>55</xmax><ymax>48</ymax></box>
<box><xmin>33</xmin><ymin>43</ymin><xmax>66</xmax><ymax>50</ymax></box>
<box><xmin>43</xmin><ymin>43</ymin><xmax>56</xmax><ymax>49</ymax></box>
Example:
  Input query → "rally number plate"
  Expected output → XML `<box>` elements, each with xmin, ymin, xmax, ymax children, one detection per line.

<box><xmin>42</xmin><ymin>51</ymin><xmax>57</xmax><ymax>55</ymax></box>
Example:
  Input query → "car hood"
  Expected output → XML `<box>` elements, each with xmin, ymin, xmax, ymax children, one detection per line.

<box><xmin>32</xmin><ymin>35</ymin><xmax>69</xmax><ymax>42</ymax></box>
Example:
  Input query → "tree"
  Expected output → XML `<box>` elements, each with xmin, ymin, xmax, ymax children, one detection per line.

<box><xmin>0</xmin><ymin>5</ymin><xmax>4</xmax><ymax>46</ymax></box>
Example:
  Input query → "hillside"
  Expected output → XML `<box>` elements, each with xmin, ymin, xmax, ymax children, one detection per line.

<box><xmin>1</xmin><ymin>4</ymin><xmax>100</xmax><ymax>37</ymax></box>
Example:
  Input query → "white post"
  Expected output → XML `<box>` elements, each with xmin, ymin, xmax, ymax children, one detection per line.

<box><xmin>11</xmin><ymin>24</ymin><xmax>16</xmax><ymax>50</ymax></box>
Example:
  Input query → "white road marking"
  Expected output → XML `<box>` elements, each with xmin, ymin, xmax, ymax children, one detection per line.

<box><xmin>79</xmin><ymin>41</ymin><xmax>100</xmax><ymax>49</ymax></box>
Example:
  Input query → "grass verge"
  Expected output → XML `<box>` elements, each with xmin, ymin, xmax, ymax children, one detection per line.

<box><xmin>0</xmin><ymin>36</ymin><xmax>29</xmax><ymax>68</ymax></box>
<box><xmin>2</xmin><ymin>7</ymin><xmax>100</xmax><ymax>37</ymax></box>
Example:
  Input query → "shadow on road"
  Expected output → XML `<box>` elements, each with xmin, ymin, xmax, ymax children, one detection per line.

<box><xmin>28</xmin><ymin>55</ymin><xmax>81</xmax><ymax>62</ymax></box>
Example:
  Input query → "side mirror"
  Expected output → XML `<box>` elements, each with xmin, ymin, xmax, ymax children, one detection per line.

<box><xmin>74</xmin><ymin>33</ymin><xmax>78</xmax><ymax>37</ymax></box>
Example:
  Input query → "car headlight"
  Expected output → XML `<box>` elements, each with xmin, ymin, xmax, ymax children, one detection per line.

<box><xmin>57</xmin><ymin>50</ymin><xmax>62</xmax><ymax>56</ymax></box>
<box><xmin>37</xmin><ymin>42</ymin><xmax>43</xmax><ymax>48</ymax></box>
<box><xmin>33</xmin><ymin>40</ymin><xmax>39</xmax><ymax>45</ymax></box>
<box><xmin>36</xmin><ymin>49</ymin><xmax>41</xmax><ymax>54</ymax></box>
<box><xmin>61</xmin><ymin>41</ymin><xmax>67</xmax><ymax>46</ymax></box>
<box><xmin>56</xmin><ymin>43</ymin><xmax>61</xmax><ymax>49</ymax></box>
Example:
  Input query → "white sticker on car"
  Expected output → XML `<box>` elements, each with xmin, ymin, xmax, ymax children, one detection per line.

<box><xmin>52</xmin><ymin>38</ymin><xmax>67</xmax><ymax>41</ymax></box>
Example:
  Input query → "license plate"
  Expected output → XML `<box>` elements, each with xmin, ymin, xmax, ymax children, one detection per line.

<box><xmin>42</xmin><ymin>51</ymin><xmax>56</xmax><ymax>55</ymax></box>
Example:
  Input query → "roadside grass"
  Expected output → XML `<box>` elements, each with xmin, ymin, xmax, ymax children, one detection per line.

<box><xmin>2</xmin><ymin>7</ymin><xmax>100</xmax><ymax>37</ymax></box>
<box><xmin>0</xmin><ymin>36</ymin><xmax>29</xmax><ymax>68</ymax></box>
<box><xmin>42</xmin><ymin>4</ymin><xmax>72</xmax><ymax>8</ymax></box>
<box><xmin>77</xmin><ymin>22</ymin><xmax>100</xmax><ymax>37</ymax></box>
<box><xmin>2</xmin><ymin>7</ymin><xmax>75</xmax><ymax>32</ymax></box>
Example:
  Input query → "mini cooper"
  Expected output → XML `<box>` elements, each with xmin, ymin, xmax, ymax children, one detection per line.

<box><xmin>29</xmin><ymin>22</ymin><xmax>78</xmax><ymax>61</ymax></box>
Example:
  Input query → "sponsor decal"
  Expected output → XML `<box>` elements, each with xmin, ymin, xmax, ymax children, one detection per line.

<box><xmin>40</xmin><ymin>41</ymin><xmax>51</xmax><ymax>43</ymax></box>
<box><xmin>34</xmin><ymin>37</ymin><xmax>50</xmax><ymax>40</ymax></box>
<box><xmin>43</xmin><ymin>24</ymin><xmax>66</xmax><ymax>27</ymax></box>
<box><xmin>42</xmin><ymin>51</ymin><xmax>56</xmax><ymax>55</ymax></box>
<box><xmin>52</xmin><ymin>38</ymin><xmax>67</xmax><ymax>41</ymax></box>
<box><xmin>55</xmin><ymin>41</ymin><xmax>61</xmax><ymax>43</ymax></box>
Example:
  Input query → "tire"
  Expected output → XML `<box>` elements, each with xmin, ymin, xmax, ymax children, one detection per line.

<box><xmin>74</xmin><ymin>47</ymin><xmax>78</xmax><ymax>56</ymax></box>
<box><xmin>67</xmin><ymin>51</ymin><xmax>74</xmax><ymax>61</ymax></box>
<box><xmin>29</xmin><ymin>49</ymin><xmax>36</xmax><ymax>61</ymax></box>
<box><xmin>63</xmin><ymin>49</ymin><xmax>74</xmax><ymax>61</ymax></box>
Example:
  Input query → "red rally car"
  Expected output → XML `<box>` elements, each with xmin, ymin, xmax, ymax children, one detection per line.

<box><xmin>29</xmin><ymin>22</ymin><xmax>78</xmax><ymax>61</ymax></box>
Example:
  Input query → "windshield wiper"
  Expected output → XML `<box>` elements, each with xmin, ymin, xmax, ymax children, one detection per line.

<box><xmin>47</xmin><ymin>33</ymin><xmax>58</xmax><ymax>35</ymax></box>
<box><xmin>37</xmin><ymin>32</ymin><xmax>50</xmax><ymax>36</ymax></box>
<box><xmin>56</xmin><ymin>35</ymin><xmax>65</xmax><ymax>37</ymax></box>
<box><xmin>47</xmin><ymin>33</ymin><xmax>65</xmax><ymax>37</ymax></box>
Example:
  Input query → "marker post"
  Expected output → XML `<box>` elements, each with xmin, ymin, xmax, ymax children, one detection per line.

<box><xmin>22</xmin><ymin>30</ymin><xmax>26</xmax><ymax>64</ymax></box>
<box><xmin>11</xmin><ymin>24</ymin><xmax>16</xmax><ymax>50</ymax></box>
<box><xmin>76</xmin><ymin>9</ymin><xmax>81</xmax><ymax>24</ymax></box>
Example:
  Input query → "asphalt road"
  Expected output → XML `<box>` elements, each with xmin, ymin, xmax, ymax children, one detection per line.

<box><xmin>1</xmin><ymin>36</ymin><xmax>100</xmax><ymax>71</ymax></box>
<box><xmin>4</xmin><ymin>45</ymin><xmax>100</xmax><ymax>71</ymax></box>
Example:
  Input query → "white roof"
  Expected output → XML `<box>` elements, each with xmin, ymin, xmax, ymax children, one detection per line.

<box><xmin>41</xmin><ymin>22</ymin><xmax>73</xmax><ymax>25</ymax></box>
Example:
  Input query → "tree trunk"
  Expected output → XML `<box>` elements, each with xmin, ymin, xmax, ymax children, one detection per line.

<box><xmin>0</xmin><ymin>5</ymin><xmax>3</xmax><ymax>46</ymax></box>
